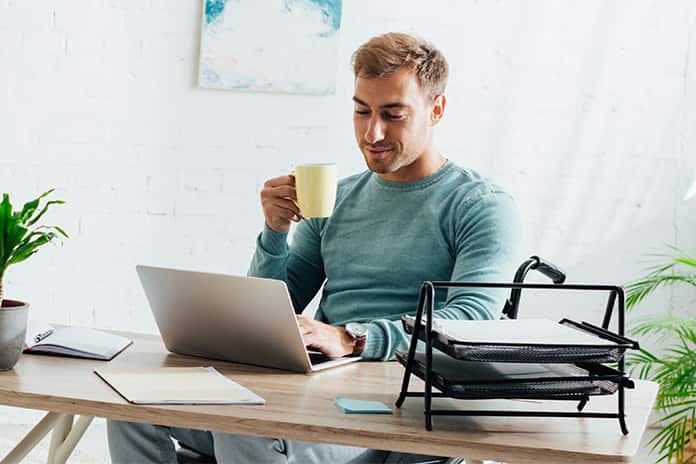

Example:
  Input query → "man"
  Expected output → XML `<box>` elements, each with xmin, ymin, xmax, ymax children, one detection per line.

<box><xmin>108</xmin><ymin>32</ymin><xmax>519</xmax><ymax>463</ymax></box>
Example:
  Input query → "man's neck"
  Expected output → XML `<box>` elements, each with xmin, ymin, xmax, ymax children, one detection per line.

<box><xmin>377</xmin><ymin>149</ymin><xmax>447</xmax><ymax>183</ymax></box>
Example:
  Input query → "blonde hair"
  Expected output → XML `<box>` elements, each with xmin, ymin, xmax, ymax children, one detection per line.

<box><xmin>351</xmin><ymin>32</ymin><xmax>449</xmax><ymax>98</ymax></box>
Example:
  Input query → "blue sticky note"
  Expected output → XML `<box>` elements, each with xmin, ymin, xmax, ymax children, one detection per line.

<box><xmin>334</xmin><ymin>396</ymin><xmax>393</xmax><ymax>414</ymax></box>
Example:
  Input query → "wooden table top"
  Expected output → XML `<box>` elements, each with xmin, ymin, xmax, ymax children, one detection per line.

<box><xmin>0</xmin><ymin>330</ymin><xmax>657</xmax><ymax>463</ymax></box>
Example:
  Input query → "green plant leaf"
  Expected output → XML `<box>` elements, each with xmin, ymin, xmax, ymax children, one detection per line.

<box><xmin>626</xmin><ymin>275</ymin><xmax>696</xmax><ymax>309</ymax></box>
<box><xmin>626</xmin><ymin>248</ymin><xmax>696</xmax><ymax>309</ymax></box>
<box><xmin>629</xmin><ymin>315</ymin><xmax>696</xmax><ymax>341</ymax></box>
<box><xmin>7</xmin><ymin>233</ymin><xmax>54</xmax><ymax>266</ymax></box>
<box><xmin>649</xmin><ymin>411</ymin><xmax>695</xmax><ymax>463</ymax></box>
<box><xmin>53</xmin><ymin>225</ymin><xmax>68</xmax><ymax>238</ymax></box>
<box><xmin>0</xmin><ymin>190</ymin><xmax>68</xmax><ymax>277</ymax></box>
<box><xmin>626</xmin><ymin>348</ymin><xmax>662</xmax><ymax>379</ymax></box>
<box><xmin>17</xmin><ymin>189</ymin><xmax>55</xmax><ymax>222</ymax></box>
<box><xmin>33</xmin><ymin>225</ymin><xmax>69</xmax><ymax>239</ymax></box>
<box><xmin>0</xmin><ymin>194</ymin><xmax>11</xmax><ymax>266</ymax></box>
<box><xmin>7</xmin><ymin>222</ymin><xmax>28</xmax><ymax>247</ymax></box>
<box><xmin>674</xmin><ymin>256</ymin><xmax>696</xmax><ymax>268</ymax></box>
<box><xmin>26</xmin><ymin>200</ymin><xmax>65</xmax><ymax>227</ymax></box>
<box><xmin>625</xmin><ymin>245</ymin><xmax>696</xmax><ymax>463</ymax></box>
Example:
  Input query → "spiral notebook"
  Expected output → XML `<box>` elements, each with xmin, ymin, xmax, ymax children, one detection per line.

<box><xmin>24</xmin><ymin>324</ymin><xmax>132</xmax><ymax>361</ymax></box>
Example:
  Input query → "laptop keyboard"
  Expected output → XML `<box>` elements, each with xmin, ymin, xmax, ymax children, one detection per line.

<box><xmin>308</xmin><ymin>351</ymin><xmax>332</xmax><ymax>365</ymax></box>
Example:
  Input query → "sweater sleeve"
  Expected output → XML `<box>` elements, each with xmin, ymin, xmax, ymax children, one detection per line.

<box><xmin>360</xmin><ymin>190</ymin><xmax>521</xmax><ymax>360</ymax></box>
<box><xmin>248</xmin><ymin>221</ymin><xmax>326</xmax><ymax>313</ymax></box>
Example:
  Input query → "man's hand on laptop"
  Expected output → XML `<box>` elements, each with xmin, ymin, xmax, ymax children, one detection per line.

<box><xmin>296</xmin><ymin>315</ymin><xmax>355</xmax><ymax>359</ymax></box>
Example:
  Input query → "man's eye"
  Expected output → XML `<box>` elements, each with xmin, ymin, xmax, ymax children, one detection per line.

<box><xmin>385</xmin><ymin>113</ymin><xmax>406</xmax><ymax>120</ymax></box>
<box><xmin>354</xmin><ymin>110</ymin><xmax>369</xmax><ymax>115</ymax></box>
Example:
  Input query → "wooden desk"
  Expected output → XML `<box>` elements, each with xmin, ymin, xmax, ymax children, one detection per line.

<box><xmin>0</xmin><ymin>331</ymin><xmax>657</xmax><ymax>464</ymax></box>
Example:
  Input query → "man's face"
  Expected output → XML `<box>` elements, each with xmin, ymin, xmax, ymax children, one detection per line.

<box><xmin>353</xmin><ymin>69</ymin><xmax>440</xmax><ymax>181</ymax></box>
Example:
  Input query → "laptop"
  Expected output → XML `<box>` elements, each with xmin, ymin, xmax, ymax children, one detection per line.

<box><xmin>136</xmin><ymin>265</ymin><xmax>361</xmax><ymax>373</ymax></box>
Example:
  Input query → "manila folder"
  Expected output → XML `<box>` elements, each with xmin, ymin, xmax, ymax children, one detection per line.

<box><xmin>95</xmin><ymin>367</ymin><xmax>265</xmax><ymax>405</ymax></box>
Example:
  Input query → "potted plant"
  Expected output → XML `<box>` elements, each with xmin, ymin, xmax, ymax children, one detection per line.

<box><xmin>0</xmin><ymin>189</ymin><xmax>67</xmax><ymax>370</ymax></box>
<box><xmin>626</xmin><ymin>248</ymin><xmax>696</xmax><ymax>463</ymax></box>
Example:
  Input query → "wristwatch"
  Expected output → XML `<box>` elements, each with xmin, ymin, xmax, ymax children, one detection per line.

<box><xmin>344</xmin><ymin>322</ymin><xmax>368</xmax><ymax>357</ymax></box>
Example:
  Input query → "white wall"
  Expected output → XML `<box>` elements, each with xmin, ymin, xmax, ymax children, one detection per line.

<box><xmin>1</xmin><ymin>0</ymin><xmax>695</xmax><ymax>337</ymax></box>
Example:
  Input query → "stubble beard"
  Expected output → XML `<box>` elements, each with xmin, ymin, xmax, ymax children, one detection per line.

<box><xmin>361</xmin><ymin>142</ymin><xmax>404</xmax><ymax>174</ymax></box>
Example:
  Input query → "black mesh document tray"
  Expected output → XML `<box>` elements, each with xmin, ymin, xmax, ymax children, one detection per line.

<box><xmin>395</xmin><ymin>351</ymin><xmax>632</xmax><ymax>400</ymax></box>
<box><xmin>395</xmin><ymin>275</ymin><xmax>641</xmax><ymax>435</ymax></box>
<box><xmin>401</xmin><ymin>317</ymin><xmax>638</xmax><ymax>364</ymax></box>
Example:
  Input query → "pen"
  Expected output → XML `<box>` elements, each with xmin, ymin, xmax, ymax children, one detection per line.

<box><xmin>34</xmin><ymin>328</ymin><xmax>54</xmax><ymax>343</ymax></box>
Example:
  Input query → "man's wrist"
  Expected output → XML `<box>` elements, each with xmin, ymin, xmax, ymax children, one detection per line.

<box><xmin>338</xmin><ymin>327</ymin><xmax>357</xmax><ymax>357</ymax></box>
<box><xmin>259</xmin><ymin>224</ymin><xmax>289</xmax><ymax>255</ymax></box>
<box><xmin>344</xmin><ymin>322</ymin><xmax>368</xmax><ymax>357</ymax></box>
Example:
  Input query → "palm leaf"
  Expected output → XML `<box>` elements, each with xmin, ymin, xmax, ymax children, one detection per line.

<box><xmin>649</xmin><ymin>410</ymin><xmax>696</xmax><ymax>463</ymax></box>
<box><xmin>625</xmin><ymin>246</ymin><xmax>696</xmax><ymax>463</ymax></box>
<box><xmin>655</xmin><ymin>399</ymin><xmax>696</xmax><ymax>412</ymax></box>
<box><xmin>626</xmin><ymin>348</ymin><xmax>662</xmax><ymax>379</ymax></box>
<box><xmin>629</xmin><ymin>315</ymin><xmax>696</xmax><ymax>341</ymax></box>
<box><xmin>626</xmin><ymin>249</ymin><xmax>696</xmax><ymax>309</ymax></box>
<box><xmin>674</xmin><ymin>257</ymin><xmax>696</xmax><ymax>268</ymax></box>
<box><xmin>626</xmin><ymin>275</ymin><xmax>696</xmax><ymax>309</ymax></box>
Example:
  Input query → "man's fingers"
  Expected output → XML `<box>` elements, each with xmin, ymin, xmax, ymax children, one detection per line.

<box><xmin>270</xmin><ymin>198</ymin><xmax>301</xmax><ymax>215</ymax></box>
<box><xmin>263</xmin><ymin>176</ymin><xmax>295</xmax><ymax>189</ymax></box>
<box><xmin>270</xmin><ymin>185</ymin><xmax>297</xmax><ymax>200</ymax></box>
<box><xmin>260</xmin><ymin>176</ymin><xmax>298</xmax><ymax>234</ymax></box>
<box><xmin>260</xmin><ymin>186</ymin><xmax>296</xmax><ymax>203</ymax></box>
<box><xmin>296</xmin><ymin>315</ymin><xmax>308</xmax><ymax>328</ymax></box>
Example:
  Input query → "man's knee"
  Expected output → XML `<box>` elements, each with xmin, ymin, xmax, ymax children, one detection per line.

<box><xmin>107</xmin><ymin>419</ymin><xmax>163</xmax><ymax>441</ymax></box>
<box><xmin>107</xmin><ymin>419</ymin><xmax>177</xmax><ymax>464</ymax></box>
<box><xmin>212</xmin><ymin>432</ymin><xmax>286</xmax><ymax>463</ymax></box>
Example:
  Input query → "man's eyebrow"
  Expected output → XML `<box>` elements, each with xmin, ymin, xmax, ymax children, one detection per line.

<box><xmin>352</xmin><ymin>96</ymin><xmax>409</xmax><ymax>109</ymax></box>
<box><xmin>381</xmin><ymin>102</ymin><xmax>408</xmax><ymax>109</ymax></box>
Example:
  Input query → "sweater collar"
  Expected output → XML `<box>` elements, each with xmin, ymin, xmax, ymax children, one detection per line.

<box><xmin>372</xmin><ymin>160</ymin><xmax>454</xmax><ymax>190</ymax></box>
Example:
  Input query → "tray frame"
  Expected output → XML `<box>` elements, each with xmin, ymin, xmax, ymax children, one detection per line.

<box><xmin>395</xmin><ymin>281</ymin><xmax>638</xmax><ymax>435</ymax></box>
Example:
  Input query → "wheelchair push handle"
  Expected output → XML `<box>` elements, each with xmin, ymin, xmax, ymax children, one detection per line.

<box><xmin>531</xmin><ymin>256</ymin><xmax>566</xmax><ymax>284</ymax></box>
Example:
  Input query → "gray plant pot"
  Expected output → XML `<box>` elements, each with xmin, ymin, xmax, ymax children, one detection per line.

<box><xmin>0</xmin><ymin>300</ymin><xmax>29</xmax><ymax>370</ymax></box>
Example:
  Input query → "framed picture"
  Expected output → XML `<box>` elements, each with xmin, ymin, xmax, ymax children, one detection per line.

<box><xmin>198</xmin><ymin>0</ymin><xmax>343</xmax><ymax>95</ymax></box>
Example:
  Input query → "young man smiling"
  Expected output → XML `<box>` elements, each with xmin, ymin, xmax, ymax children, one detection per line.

<box><xmin>255</xmin><ymin>33</ymin><xmax>519</xmax><ymax>364</ymax></box>
<box><xmin>108</xmin><ymin>32</ymin><xmax>519</xmax><ymax>463</ymax></box>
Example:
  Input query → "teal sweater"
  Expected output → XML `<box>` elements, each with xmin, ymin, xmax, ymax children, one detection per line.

<box><xmin>249</xmin><ymin>161</ymin><xmax>521</xmax><ymax>360</ymax></box>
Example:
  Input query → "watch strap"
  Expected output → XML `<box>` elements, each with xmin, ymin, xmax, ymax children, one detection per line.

<box><xmin>351</xmin><ymin>333</ymin><xmax>366</xmax><ymax>357</ymax></box>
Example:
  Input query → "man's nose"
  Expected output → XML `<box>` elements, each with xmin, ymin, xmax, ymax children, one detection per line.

<box><xmin>364</xmin><ymin>116</ymin><xmax>385</xmax><ymax>144</ymax></box>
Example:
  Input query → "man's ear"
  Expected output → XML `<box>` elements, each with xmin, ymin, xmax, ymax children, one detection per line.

<box><xmin>431</xmin><ymin>94</ymin><xmax>446</xmax><ymax>125</ymax></box>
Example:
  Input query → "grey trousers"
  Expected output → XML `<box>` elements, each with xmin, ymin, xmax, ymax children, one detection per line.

<box><xmin>106</xmin><ymin>419</ymin><xmax>448</xmax><ymax>464</ymax></box>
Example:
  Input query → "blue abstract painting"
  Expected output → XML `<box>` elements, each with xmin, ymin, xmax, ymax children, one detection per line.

<box><xmin>198</xmin><ymin>0</ymin><xmax>343</xmax><ymax>95</ymax></box>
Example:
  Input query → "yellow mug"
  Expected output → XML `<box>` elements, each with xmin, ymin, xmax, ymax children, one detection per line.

<box><xmin>293</xmin><ymin>164</ymin><xmax>337</xmax><ymax>218</ymax></box>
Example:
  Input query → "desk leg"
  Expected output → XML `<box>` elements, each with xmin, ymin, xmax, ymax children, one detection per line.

<box><xmin>0</xmin><ymin>412</ymin><xmax>62</xmax><ymax>464</ymax></box>
<box><xmin>0</xmin><ymin>412</ymin><xmax>93</xmax><ymax>464</ymax></box>
<box><xmin>47</xmin><ymin>414</ymin><xmax>94</xmax><ymax>464</ymax></box>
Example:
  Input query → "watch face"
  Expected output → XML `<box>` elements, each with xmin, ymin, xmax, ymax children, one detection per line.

<box><xmin>346</xmin><ymin>322</ymin><xmax>368</xmax><ymax>338</ymax></box>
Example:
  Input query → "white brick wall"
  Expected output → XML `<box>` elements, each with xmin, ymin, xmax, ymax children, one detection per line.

<box><xmin>0</xmin><ymin>0</ymin><xmax>694</xmax><ymax>340</ymax></box>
